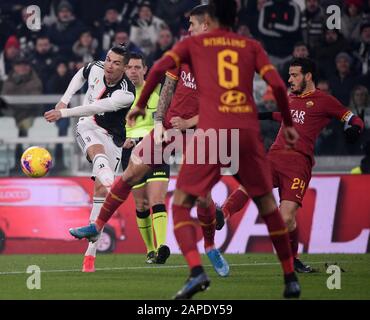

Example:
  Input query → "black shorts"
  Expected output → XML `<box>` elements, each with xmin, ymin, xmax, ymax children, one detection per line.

<box><xmin>121</xmin><ymin>138</ymin><xmax>170</xmax><ymax>189</ymax></box>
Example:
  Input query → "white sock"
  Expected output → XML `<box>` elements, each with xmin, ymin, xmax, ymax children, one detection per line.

<box><xmin>92</xmin><ymin>154</ymin><xmax>114</xmax><ymax>189</ymax></box>
<box><xmin>84</xmin><ymin>197</ymin><xmax>104</xmax><ymax>257</ymax></box>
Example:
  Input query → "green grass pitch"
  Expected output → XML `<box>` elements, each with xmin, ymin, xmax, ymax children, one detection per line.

<box><xmin>0</xmin><ymin>254</ymin><xmax>369</xmax><ymax>300</ymax></box>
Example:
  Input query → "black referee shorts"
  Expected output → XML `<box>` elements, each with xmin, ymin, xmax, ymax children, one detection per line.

<box><xmin>121</xmin><ymin>138</ymin><xmax>170</xmax><ymax>189</ymax></box>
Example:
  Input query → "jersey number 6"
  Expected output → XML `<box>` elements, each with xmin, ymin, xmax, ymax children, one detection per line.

<box><xmin>217</xmin><ymin>49</ymin><xmax>239</xmax><ymax>89</ymax></box>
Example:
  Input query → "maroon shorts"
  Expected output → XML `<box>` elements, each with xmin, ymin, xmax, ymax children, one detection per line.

<box><xmin>267</xmin><ymin>150</ymin><xmax>312</xmax><ymax>206</ymax></box>
<box><xmin>177</xmin><ymin>128</ymin><xmax>273</xmax><ymax>198</ymax></box>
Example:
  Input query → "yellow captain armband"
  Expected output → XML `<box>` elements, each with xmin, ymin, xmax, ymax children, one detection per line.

<box><xmin>165</xmin><ymin>71</ymin><xmax>179</xmax><ymax>81</ymax></box>
<box><xmin>259</xmin><ymin>64</ymin><xmax>275</xmax><ymax>78</ymax></box>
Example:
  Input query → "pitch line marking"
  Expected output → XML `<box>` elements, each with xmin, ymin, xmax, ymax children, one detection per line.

<box><xmin>0</xmin><ymin>261</ymin><xmax>336</xmax><ymax>276</ymax></box>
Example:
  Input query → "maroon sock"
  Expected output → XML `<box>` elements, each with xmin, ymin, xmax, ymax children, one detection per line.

<box><xmin>289</xmin><ymin>227</ymin><xmax>299</xmax><ymax>258</ymax></box>
<box><xmin>96</xmin><ymin>177</ymin><xmax>132</xmax><ymax>230</ymax></box>
<box><xmin>262</xmin><ymin>208</ymin><xmax>294</xmax><ymax>275</ymax></box>
<box><xmin>222</xmin><ymin>188</ymin><xmax>249</xmax><ymax>219</ymax></box>
<box><xmin>197</xmin><ymin>200</ymin><xmax>216</xmax><ymax>251</ymax></box>
<box><xmin>173</xmin><ymin>204</ymin><xmax>202</xmax><ymax>269</ymax></box>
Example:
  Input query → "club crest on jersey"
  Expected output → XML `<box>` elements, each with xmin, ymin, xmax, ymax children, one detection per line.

<box><xmin>306</xmin><ymin>101</ymin><xmax>314</xmax><ymax>108</ymax></box>
<box><xmin>93</xmin><ymin>77</ymin><xmax>100</xmax><ymax>85</ymax></box>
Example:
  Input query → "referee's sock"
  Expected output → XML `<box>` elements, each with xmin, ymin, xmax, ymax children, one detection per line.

<box><xmin>136</xmin><ymin>209</ymin><xmax>155</xmax><ymax>253</ymax></box>
<box><xmin>152</xmin><ymin>204</ymin><xmax>168</xmax><ymax>249</ymax></box>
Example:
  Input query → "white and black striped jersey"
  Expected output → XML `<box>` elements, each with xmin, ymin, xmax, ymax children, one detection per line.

<box><xmin>82</xmin><ymin>61</ymin><xmax>136</xmax><ymax>147</ymax></box>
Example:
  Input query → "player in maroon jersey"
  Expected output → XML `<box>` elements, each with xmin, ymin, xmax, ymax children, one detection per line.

<box><xmin>154</xmin><ymin>4</ymin><xmax>230</xmax><ymax>278</ymax></box>
<box><xmin>69</xmin><ymin>4</ymin><xmax>230</xmax><ymax>278</ymax></box>
<box><xmin>128</xmin><ymin>0</ymin><xmax>300</xmax><ymax>299</ymax></box>
<box><xmin>69</xmin><ymin>0</ymin><xmax>301</xmax><ymax>299</ymax></box>
<box><xmin>215</xmin><ymin>57</ymin><xmax>364</xmax><ymax>272</ymax></box>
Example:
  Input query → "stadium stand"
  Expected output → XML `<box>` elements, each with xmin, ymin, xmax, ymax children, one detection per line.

<box><xmin>0</xmin><ymin>0</ymin><xmax>369</xmax><ymax>176</ymax></box>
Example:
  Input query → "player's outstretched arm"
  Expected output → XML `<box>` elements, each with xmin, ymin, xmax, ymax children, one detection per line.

<box><xmin>153</xmin><ymin>75</ymin><xmax>177</xmax><ymax>144</ymax></box>
<box><xmin>155</xmin><ymin>75</ymin><xmax>177</xmax><ymax>124</ymax></box>
<box><xmin>325</xmin><ymin>97</ymin><xmax>365</xmax><ymax>144</ymax></box>
<box><xmin>343</xmin><ymin>113</ymin><xmax>364</xmax><ymax>144</ymax></box>
<box><xmin>44</xmin><ymin>90</ymin><xmax>134</xmax><ymax>122</ymax></box>
<box><xmin>58</xmin><ymin>68</ymin><xmax>87</xmax><ymax>108</ymax></box>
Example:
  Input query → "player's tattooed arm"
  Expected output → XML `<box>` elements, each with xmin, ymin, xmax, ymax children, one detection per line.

<box><xmin>155</xmin><ymin>75</ymin><xmax>177</xmax><ymax>123</ymax></box>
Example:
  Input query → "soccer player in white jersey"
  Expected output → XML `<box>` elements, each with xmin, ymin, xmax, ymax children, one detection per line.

<box><xmin>44</xmin><ymin>45</ymin><xmax>135</xmax><ymax>272</ymax></box>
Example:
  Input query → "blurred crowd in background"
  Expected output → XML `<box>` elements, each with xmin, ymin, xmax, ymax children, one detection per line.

<box><xmin>0</xmin><ymin>0</ymin><xmax>369</xmax><ymax>171</ymax></box>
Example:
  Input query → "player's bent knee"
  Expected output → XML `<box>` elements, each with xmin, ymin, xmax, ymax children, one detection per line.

<box><xmin>196</xmin><ymin>197</ymin><xmax>209</xmax><ymax>208</ymax></box>
<box><xmin>134</xmin><ymin>199</ymin><xmax>149</xmax><ymax>212</ymax></box>
<box><xmin>148</xmin><ymin>192</ymin><xmax>166</xmax><ymax>207</ymax></box>
<box><xmin>149</xmin><ymin>198</ymin><xmax>166</xmax><ymax>208</ymax></box>
<box><xmin>280</xmin><ymin>208</ymin><xmax>297</xmax><ymax>229</ymax></box>
<box><xmin>283</xmin><ymin>215</ymin><xmax>296</xmax><ymax>230</ymax></box>
<box><xmin>123</xmin><ymin>162</ymin><xmax>150</xmax><ymax>186</ymax></box>
<box><xmin>122</xmin><ymin>169</ymin><xmax>143</xmax><ymax>186</ymax></box>
<box><xmin>173</xmin><ymin>189</ymin><xmax>196</xmax><ymax>208</ymax></box>
<box><xmin>136</xmin><ymin>203</ymin><xmax>149</xmax><ymax>212</ymax></box>
<box><xmin>253</xmin><ymin>192</ymin><xmax>277</xmax><ymax>215</ymax></box>
<box><xmin>280</xmin><ymin>201</ymin><xmax>298</xmax><ymax>227</ymax></box>
<box><xmin>147</xmin><ymin>182</ymin><xmax>168</xmax><ymax>206</ymax></box>
<box><xmin>87</xmin><ymin>144</ymin><xmax>106</xmax><ymax>159</ymax></box>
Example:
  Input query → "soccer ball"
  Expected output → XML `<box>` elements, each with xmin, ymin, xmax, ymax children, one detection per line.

<box><xmin>20</xmin><ymin>146</ymin><xmax>52</xmax><ymax>178</ymax></box>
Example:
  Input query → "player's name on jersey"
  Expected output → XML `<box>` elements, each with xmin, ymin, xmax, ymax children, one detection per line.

<box><xmin>203</xmin><ymin>36</ymin><xmax>246</xmax><ymax>48</ymax></box>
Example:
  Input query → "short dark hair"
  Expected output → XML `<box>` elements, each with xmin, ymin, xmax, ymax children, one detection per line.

<box><xmin>36</xmin><ymin>34</ymin><xmax>50</xmax><ymax>42</ymax></box>
<box><xmin>289</xmin><ymin>57</ymin><xmax>317</xmax><ymax>82</ymax></box>
<box><xmin>209</xmin><ymin>0</ymin><xmax>237</xmax><ymax>28</ymax></box>
<box><xmin>139</xmin><ymin>1</ymin><xmax>152</xmax><ymax>10</ymax></box>
<box><xmin>129</xmin><ymin>51</ymin><xmax>146</xmax><ymax>67</ymax></box>
<box><xmin>115</xmin><ymin>26</ymin><xmax>130</xmax><ymax>35</ymax></box>
<box><xmin>110</xmin><ymin>44</ymin><xmax>130</xmax><ymax>64</ymax></box>
<box><xmin>190</xmin><ymin>4</ymin><xmax>210</xmax><ymax>17</ymax></box>
<box><xmin>293</xmin><ymin>41</ymin><xmax>308</xmax><ymax>49</ymax></box>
